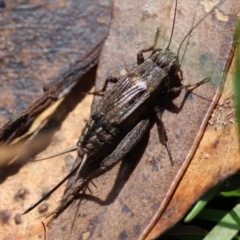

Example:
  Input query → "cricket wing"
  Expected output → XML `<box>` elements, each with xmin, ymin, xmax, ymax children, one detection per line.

<box><xmin>97</xmin><ymin>73</ymin><xmax>150</xmax><ymax>125</ymax></box>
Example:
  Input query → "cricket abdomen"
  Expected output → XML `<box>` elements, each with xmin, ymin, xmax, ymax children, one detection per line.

<box><xmin>77</xmin><ymin>113</ymin><xmax>126</xmax><ymax>160</ymax></box>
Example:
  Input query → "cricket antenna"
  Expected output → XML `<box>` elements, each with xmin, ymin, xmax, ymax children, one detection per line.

<box><xmin>32</xmin><ymin>146</ymin><xmax>78</xmax><ymax>162</ymax></box>
<box><xmin>177</xmin><ymin>3</ymin><xmax>218</xmax><ymax>61</ymax></box>
<box><xmin>166</xmin><ymin>0</ymin><xmax>178</xmax><ymax>49</ymax></box>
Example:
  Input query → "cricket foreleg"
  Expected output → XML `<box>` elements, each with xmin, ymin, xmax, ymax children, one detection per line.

<box><xmin>170</xmin><ymin>77</ymin><xmax>210</xmax><ymax>93</ymax></box>
<box><xmin>154</xmin><ymin>106</ymin><xmax>173</xmax><ymax>165</ymax></box>
<box><xmin>137</xmin><ymin>28</ymin><xmax>160</xmax><ymax>65</ymax></box>
<box><xmin>89</xmin><ymin>77</ymin><xmax>119</xmax><ymax>96</ymax></box>
<box><xmin>169</xmin><ymin>77</ymin><xmax>211</xmax><ymax>111</ymax></box>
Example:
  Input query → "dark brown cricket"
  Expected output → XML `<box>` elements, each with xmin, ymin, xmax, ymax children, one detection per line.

<box><xmin>24</xmin><ymin>0</ymin><xmax>210</xmax><ymax>224</ymax></box>
<box><xmin>47</xmin><ymin>0</ymin><xmax>239</xmax><ymax>239</ymax></box>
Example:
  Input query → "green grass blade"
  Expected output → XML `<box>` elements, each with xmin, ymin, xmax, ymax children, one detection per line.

<box><xmin>203</xmin><ymin>204</ymin><xmax>240</xmax><ymax>240</ymax></box>
<box><xmin>184</xmin><ymin>183</ymin><xmax>222</xmax><ymax>222</ymax></box>
<box><xmin>197</xmin><ymin>208</ymin><xmax>227</xmax><ymax>222</ymax></box>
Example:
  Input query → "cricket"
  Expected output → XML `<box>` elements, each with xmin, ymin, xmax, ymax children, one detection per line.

<box><xmin>24</xmin><ymin>0</ymin><xmax>212</xmax><ymax>224</ymax></box>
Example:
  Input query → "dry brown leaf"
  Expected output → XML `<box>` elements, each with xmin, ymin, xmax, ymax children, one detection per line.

<box><xmin>147</xmin><ymin>42</ymin><xmax>240</xmax><ymax>239</ymax></box>
<box><xmin>1</xmin><ymin>0</ymin><xmax>239</xmax><ymax>240</ymax></box>
<box><xmin>47</xmin><ymin>0</ymin><xmax>240</xmax><ymax>239</ymax></box>
<box><xmin>0</xmin><ymin>0</ymin><xmax>110</xmax><ymax>125</ymax></box>
<box><xmin>0</xmin><ymin>0</ymin><xmax>112</xmax><ymax>239</ymax></box>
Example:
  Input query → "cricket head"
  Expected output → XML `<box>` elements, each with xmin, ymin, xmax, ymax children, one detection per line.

<box><xmin>148</xmin><ymin>0</ymin><xmax>213</xmax><ymax>78</ymax></box>
<box><xmin>151</xmin><ymin>48</ymin><xmax>181</xmax><ymax>76</ymax></box>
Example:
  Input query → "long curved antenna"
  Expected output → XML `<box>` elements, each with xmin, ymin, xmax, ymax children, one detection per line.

<box><xmin>177</xmin><ymin>3</ymin><xmax>218</xmax><ymax>60</ymax></box>
<box><xmin>153</xmin><ymin>27</ymin><xmax>161</xmax><ymax>49</ymax></box>
<box><xmin>166</xmin><ymin>0</ymin><xmax>178</xmax><ymax>49</ymax></box>
<box><xmin>180</xmin><ymin>11</ymin><xmax>197</xmax><ymax>63</ymax></box>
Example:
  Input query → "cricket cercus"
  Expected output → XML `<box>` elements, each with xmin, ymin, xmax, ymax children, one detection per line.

<box><xmin>24</xmin><ymin>0</ymin><xmax>209</xmax><ymax>222</ymax></box>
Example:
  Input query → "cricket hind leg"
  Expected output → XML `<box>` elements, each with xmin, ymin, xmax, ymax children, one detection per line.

<box><xmin>75</xmin><ymin>118</ymin><xmax>150</xmax><ymax>189</ymax></box>
<box><xmin>154</xmin><ymin>106</ymin><xmax>173</xmax><ymax>165</ymax></box>
<box><xmin>155</xmin><ymin>77</ymin><xmax>210</xmax><ymax>165</ymax></box>
<box><xmin>51</xmin><ymin>119</ymin><xmax>150</xmax><ymax>220</ymax></box>
<box><xmin>101</xmin><ymin>118</ymin><xmax>150</xmax><ymax>168</ymax></box>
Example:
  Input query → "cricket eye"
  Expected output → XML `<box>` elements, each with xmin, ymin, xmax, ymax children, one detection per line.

<box><xmin>169</xmin><ymin>60</ymin><xmax>180</xmax><ymax>75</ymax></box>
